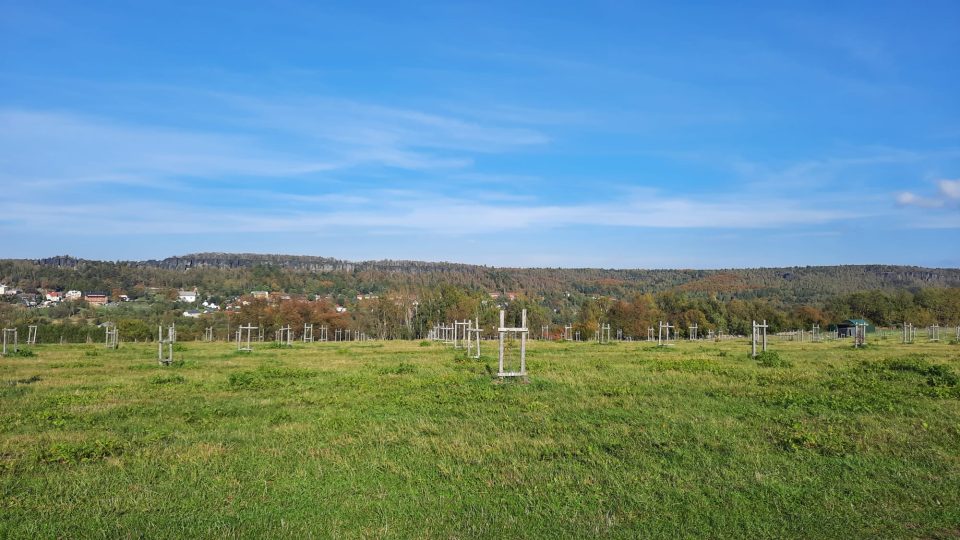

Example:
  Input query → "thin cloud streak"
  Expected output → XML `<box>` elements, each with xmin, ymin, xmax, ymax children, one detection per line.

<box><xmin>0</xmin><ymin>108</ymin><xmax>340</xmax><ymax>185</ymax></box>
<box><xmin>2</xmin><ymin>190</ymin><xmax>864</xmax><ymax>237</ymax></box>
<box><xmin>896</xmin><ymin>192</ymin><xmax>943</xmax><ymax>209</ymax></box>
<box><xmin>0</xmin><ymin>96</ymin><xmax>549</xmax><ymax>189</ymax></box>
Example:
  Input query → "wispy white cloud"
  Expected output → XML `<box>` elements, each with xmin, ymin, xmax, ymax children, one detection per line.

<box><xmin>211</xmin><ymin>93</ymin><xmax>548</xmax><ymax>158</ymax></box>
<box><xmin>939</xmin><ymin>179</ymin><xmax>960</xmax><ymax>200</ymax></box>
<box><xmin>0</xmin><ymin>108</ymin><xmax>339</xmax><ymax>187</ymax></box>
<box><xmin>0</xmin><ymin>96</ymin><xmax>549</xmax><ymax>190</ymax></box>
<box><xmin>896</xmin><ymin>191</ymin><xmax>943</xmax><ymax>208</ymax></box>
<box><xmin>895</xmin><ymin>178</ymin><xmax>960</xmax><ymax>210</ymax></box>
<box><xmin>0</xmin><ymin>189</ymin><xmax>862</xmax><ymax>237</ymax></box>
<box><xmin>731</xmin><ymin>146</ymin><xmax>960</xmax><ymax>190</ymax></box>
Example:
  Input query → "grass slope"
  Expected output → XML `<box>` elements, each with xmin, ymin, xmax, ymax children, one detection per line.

<box><xmin>1</xmin><ymin>337</ymin><xmax>959</xmax><ymax>538</ymax></box>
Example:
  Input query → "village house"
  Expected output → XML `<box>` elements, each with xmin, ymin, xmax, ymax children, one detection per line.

<box><xmin>178</xmin><ymin>289</ymin><xmax>199</xmax><ymax>303</ymax></box>
<box><xmin>85</xmin><ymin>292</ymin><xmax>109</xmax><ymax>305</ymax></box>
<box><xmin>1</xmin><ymin>285</ymin><xmax>20</xmax><ymax>296</ymax></box>
<box><xmin>45</xmin><ymin>291</ymin><xmax>63</xmax><ymax>302</ymax></box>
<box><xmin>65</xmin><ymin>290</ymin><xmax>83</xmax><ymax>300</ymax></box>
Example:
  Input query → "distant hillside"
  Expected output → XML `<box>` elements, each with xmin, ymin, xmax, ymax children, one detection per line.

<box><xmin>4</xmin><ymin>254</ymin><xmax>957</xmax><ymax>307</ymax></box>
<box><xmin>36</xmin><ymin>253</ymin><xmax>467</xmax><ymax>273</ymax></box>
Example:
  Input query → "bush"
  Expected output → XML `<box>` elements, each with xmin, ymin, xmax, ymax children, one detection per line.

<box><xmin>754</xmin><ymin>351</ymin><xmax>792</xmax><ymax>368</ymax></box>
<box><xmin>874</xmin><ymin>356</ymin><xmax>958</xmax><ymax>387</ymax></box>
<box><xmin>858</xmin><ymin>355</ymin><xmax>959</xmax><ymax>398</ymax></box>
<box><xmin>118</xmin><ymin>319</ymin><xmax>152</xmax><ymax>342</ymax></box>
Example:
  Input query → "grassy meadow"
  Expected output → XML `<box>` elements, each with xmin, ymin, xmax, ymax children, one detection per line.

<box><xmin>1</xmin><ymin>336</ymin><xmax>959</xmax><ymax>538</ymax></box>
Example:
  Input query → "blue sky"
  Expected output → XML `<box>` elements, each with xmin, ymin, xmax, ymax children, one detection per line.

<box><xmin>1</xmin><ymin>1</ymin><xmax>959</xmax><ymax>268</ymax></box>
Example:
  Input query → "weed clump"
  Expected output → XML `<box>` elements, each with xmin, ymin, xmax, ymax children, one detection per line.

<box><xmin>775</xmin><ymin>420</ymin><xmax>857</xmax><ymax>457</ymax></box>
<box><xmin>864</xmin><ymin>355</ymin><xmax>959</xmax><ymax>398</ymax></box>
<box><xmin>754</xmin><ymin>351</ymin><xmax>792</xmax><ymax>368</ymax></box>
<box><xmin>379</xmin><ymin>362</ymin><xmax>417</xmax><ymax>375</ymax></box>
<box><xmin>227</xmin><ymin>371</ymin><xmax>258</xmax><ymax>389</ymax></box>
<box><xmin>269</xmin><ymin>411</ymin><xmax>293</xmax><ymax>424</ymax></box>
<box><xmin>1</xmin><ymin>375</ymin><xmax>41</xmax><ymax>399</ymax></box>
<box><xmin>38</xmin><ymin>439</ymin><xmax>125</xmax><ymax>464</ymax></box>
<box><xmin>149</xmin><ymin>373</ymin><xmax>186</xmax><ymax>385</ymax></box>
<box><xmin>227</xmin><ymin>365</ymin><xmax>317</xmax><ymax>390</ymax></box>
<box><xmin>419</xmin><ymin>340</ymin><xmax>431</xmax><ymax>347</ymax></box>
<box><xmin>7</xmin><ymin>348</ymin><xmax>36</xmax><ymax>358</ymax></box>
<box><xmin>6</xmin><ymin>375</ymin><xmax>41</xmax><ymax>385</ymax></box>
<box><xmin>53</xmin><ymin>361</ymin><xmax>102</xmax><ymax>368</ymax></box>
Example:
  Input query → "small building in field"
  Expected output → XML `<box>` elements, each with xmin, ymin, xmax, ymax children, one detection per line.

<box><xmin>836</xmin><ymin>318</ymin><xmax>875</xmax><ymax>337</ymax></box>
<box><xmin>85</xmin><ymin>292</ymin><xmax>109</xmax><ymax>305</ymax></box>
<box><xmin>178</xmin><ymin>289</ymin><xmax>198</xmax><ymax>303</ymax></box>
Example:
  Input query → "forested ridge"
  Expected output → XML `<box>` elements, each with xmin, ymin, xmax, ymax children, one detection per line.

<box><xmin>2</xmin><ymin>254</ymin><xmax>958</xmax><ymax>342</ymax></box>
<box><xmin>8</xmin><ymin>254</ymin><xmax>960</xmax><ymax>305</ymax></box>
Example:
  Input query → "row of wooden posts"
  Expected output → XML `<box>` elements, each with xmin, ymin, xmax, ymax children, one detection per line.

<box><xmin>233</xmin><ymin>323</ymin><xmax>368</xmax><ymax>352</ymax></box>
<box><xmin>3</xmin><ymin>323</ymin><xmax>958</xmax><ymax>377</ymax></box>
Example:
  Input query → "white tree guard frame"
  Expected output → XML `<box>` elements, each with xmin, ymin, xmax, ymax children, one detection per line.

<box><xmin>751</xmin><ymin>320</ymin><xmax>768</xmax><ymax>357</ymax></box>
<box><xmin>303</xmin><ymin>324</ymin><xmax>313</xmax><ymax>343</ymax></box>
<box><xmin>237</xmin><ymin>324</ymin><xmax>257</xmax><ymax>352</ymax></box>
<box><xmin>2</xmin><ymin>328</ymin><xmax>17</xmax><ymax>356</ymax></box>
<box><xmin>158</xmin><ymin>324</ymin><xmax>175</xmax><ymax>365</ymax></box>
<box><xmin>498</xmin><ymin>309</ymin><xmax>528</xmax><ymax>378</ymax></box>
<box><xmin>104</xmin><ymin>322</ymin><xmax>118</xmax><ymax>349</ymax></box>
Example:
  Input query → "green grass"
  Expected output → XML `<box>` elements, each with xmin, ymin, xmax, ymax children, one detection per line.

<box><xmin>1</xmin><ymin>338</ymin><xmax>959</xmax><ymax>538</ymax></box>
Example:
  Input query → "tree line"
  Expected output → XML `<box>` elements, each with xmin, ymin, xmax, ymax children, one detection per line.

<box><xmin>2</xmin><ymin>285</ymin><xmax>957</xmax><ymax>343</ymax></box>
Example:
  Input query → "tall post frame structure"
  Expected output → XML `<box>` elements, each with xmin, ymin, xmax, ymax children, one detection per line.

<box><xmin>497</xmin><ymin>309</ymin><xmax>528</xmax><ymax>378</ymax></box>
